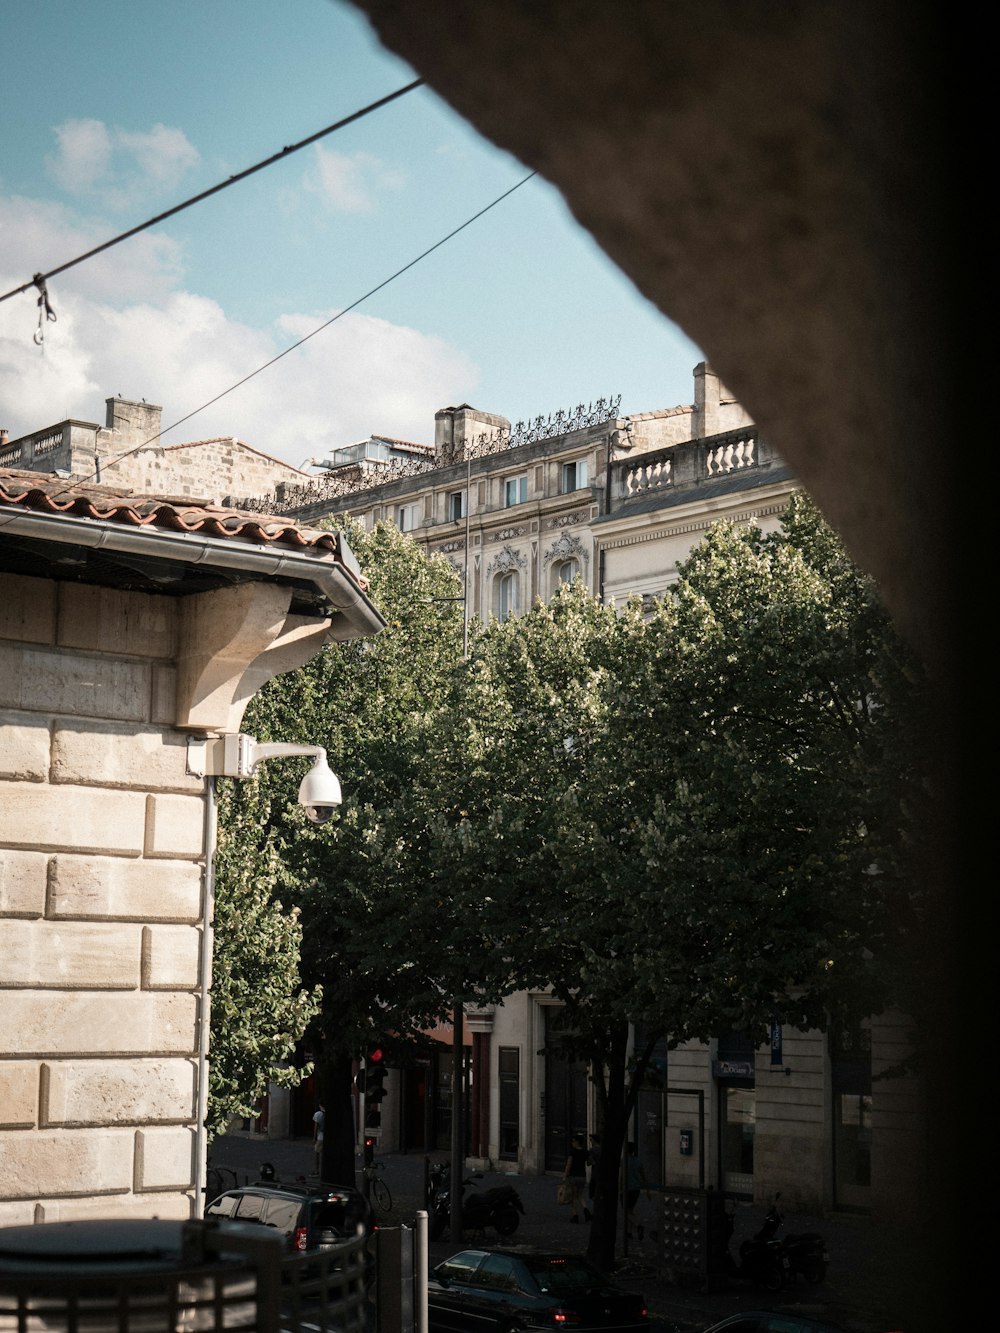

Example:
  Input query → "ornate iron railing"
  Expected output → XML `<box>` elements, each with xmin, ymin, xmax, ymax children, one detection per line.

<box><xmin>232</xmin><ymin>396</ymin><xmax>621</xmax><ymax>517</ymax></box>
<box><xmin>466</xmin><ymin>395</ymin><xmax>621</xmax><ymax>457</ymax></box>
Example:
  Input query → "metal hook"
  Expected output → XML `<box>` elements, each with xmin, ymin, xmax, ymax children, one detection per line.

<box><xmin>32</xmin><ymin>273</ymin><xmax>57</xmax><ymax>346</ymax></box>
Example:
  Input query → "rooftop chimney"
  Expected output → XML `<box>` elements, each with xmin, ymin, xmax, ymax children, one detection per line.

<box><xmin>693</xmin><ymin>362</ymin><xmax>721</xmax><ymax>438</ymax></box>
<box><xmin>105</xmin><ymin>397</ymin><xmax>164</xmax><ymax>449</ymax></box>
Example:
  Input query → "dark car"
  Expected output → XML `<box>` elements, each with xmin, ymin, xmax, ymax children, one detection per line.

<box><xmin>427</xmin><ymin>1247</ymin><xmax>649</xmax><ymax>1331</ymax></box>
<box><xmin>205</xmin><ymin>1179</ymin><xmax>374</xmax><ymax>1253</ymax></box>
<box><xmin>700</xmin><ymin>1314</ymin><xmax>846</xmax><ymax>1333</ymax></box>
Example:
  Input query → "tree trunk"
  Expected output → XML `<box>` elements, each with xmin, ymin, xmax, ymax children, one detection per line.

<box><xmin>585</xmin><ymin>1023</ymin><xmax>629</xmax><ymax>1271</ymax></box>
<box><xmin>585</xmin><ymin>1025</ymin><xmax>659</xmax><ymax>1272</ymax></box>
<box><xmin>318</xmin><ymin>1049</ymin><xmax>357</xmax><ymax>1187</ymax></box>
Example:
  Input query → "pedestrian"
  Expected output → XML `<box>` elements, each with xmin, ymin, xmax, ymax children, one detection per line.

<box><xmin>622</xmin><ymin>1141</ymin><xmax>651</xmax><ymax>1238</ymax></box>
<box><xmin>563</xmin><ymin>1132</ymin><xmax>588</xmax><ymax>1223</ymax></box>
<box><xmin>312</xmin><ymin>1102</ymin><xmax>325</xmax><ymax>1174</ymax></box>
<box><xmin>585</xmin><ymin>1132</ymin><xmax>601</xmax><ymax>1222</ymax></box>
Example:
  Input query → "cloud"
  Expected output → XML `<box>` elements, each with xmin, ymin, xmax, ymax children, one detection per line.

<box><xmin>45</xmin><ymin>118</ymin><xmax>200</xmax><ymax>210</ymax></box>
<box><xmin>117</xmin><ymin>124</ymin><xmax>201</xmax><ymax>189</ymax></box>
<box><xmin>306</xmin><ymin>145</ymin><xmax>406</xmax><ymax>213</ymax></box>
<box><xmin>47</xmin><ymin>119</ymin><xmax>113</xmax><ymax>194</ymax></box>
<box><xmin>0</xmin><ymin>194</ymin><xmax>185</xmax><ymax>305</ymax></box>
<box><xmin>1</xmin><ymin>200</ymin><xmax>478</xmax><ymax>467</ymax></box>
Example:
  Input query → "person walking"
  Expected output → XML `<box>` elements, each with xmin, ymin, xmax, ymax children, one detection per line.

<box><xmin>312</xmin><ymin>1103</ymin><xmax>325</xmax><ymax>1174</ymax></box>
<box><xmin>622</xmin><ymin>1141</ymin><xmax>651</xmax><ymax>1238</ymax></box>
<box><xmin>585</xmin><ymin>1132</ymin><xmax>601</xmax><ymax>1222</ymax></box>
<box><xmin>563</xmin><ymin>1132</ymin><xmax>588</xmax><ymax>1223</ymax></box>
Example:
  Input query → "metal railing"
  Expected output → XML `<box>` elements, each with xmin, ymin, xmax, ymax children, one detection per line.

<box><xmin>0</xmin><ymin>1217</ymin><xmax>369</xmax><ymax>1332</ymax></box>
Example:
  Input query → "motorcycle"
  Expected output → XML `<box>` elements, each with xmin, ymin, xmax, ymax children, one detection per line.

<box><xmin>754</xmin><ymin>1193</ymin><xmax>828</xmax><ymax>1284</ymax></box>
<box><xmin>427</xmin><ymin>1162</ymin><xmax>525</xmax><ymax>1241</ymax></box>
<box><xmin>720</xmin><ymin>1197</ymin><xmax>789</xmax><ymax>1292</ymax></box>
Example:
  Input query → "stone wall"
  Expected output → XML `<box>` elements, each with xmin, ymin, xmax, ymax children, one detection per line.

<box><xmin>0</xmin><ymin>572</ymin><xmax>206</xmax><ymax>1224</ymax></box>
<box><xmin>100</xmin><ymin>438</ymin><xmax>307</xmax><ymax>505</ymax></box>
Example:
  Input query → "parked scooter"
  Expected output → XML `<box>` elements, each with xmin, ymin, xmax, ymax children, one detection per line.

<box><xmin>721</xmin><ymin>1198</ymin><xmax>789</xmax><ymax>1292</ymax></box>
<box><xmin>754</xmin><ymin>1193</ymin><xmax>828</xmax><ymax>1284</ymax></box>
<box><xmin>428</xmin><ymin>1162</ymin><xmax>525</xmax><ymax>1241</ymax></box>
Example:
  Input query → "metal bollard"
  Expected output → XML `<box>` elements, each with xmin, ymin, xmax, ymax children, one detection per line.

<box><xmin>414</xmin><ymin>1212</ymin><xmax>429</xmax><ymax>1333</ymax></box>
<box><xmin>375</xmin><ymin>1226</ymin><xmax>413</xmax><ymax>1333</ymax></box>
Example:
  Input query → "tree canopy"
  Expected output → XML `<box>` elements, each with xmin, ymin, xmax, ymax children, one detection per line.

<box><xmin>207</xmin><ymin>519</ymin><xmax>474</xmax><ymax>1160</ymax></box>
<box><xmin>209</xmin><ymin>495</ymin><xmax>928</xmax><ymax>1251</ymax></box>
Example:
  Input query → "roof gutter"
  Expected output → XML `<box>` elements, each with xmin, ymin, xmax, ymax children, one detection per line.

<box><xmin>2</xmin><ymin>507</ymin><xmax>386</xmax><ymax>639</ymax></box>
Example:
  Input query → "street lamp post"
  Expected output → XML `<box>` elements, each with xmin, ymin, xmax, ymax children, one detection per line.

<box><xmin>420</xmin><ymin>461</ymin><xmax>472</xmax><ymax>1242</ymax></box>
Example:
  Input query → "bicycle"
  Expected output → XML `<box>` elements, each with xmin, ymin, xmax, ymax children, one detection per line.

<box><xmin>363</xmin><ymin>1160</ymin><xmax>393</xmax><ymax>1213</ymax></box>
<box><xmin>204</xmin><ymin>1162</ymin><xmax>237</xmax><ymax>1203</ymax></box>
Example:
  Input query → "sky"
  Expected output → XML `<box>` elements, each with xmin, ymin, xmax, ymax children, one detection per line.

<box><xmin>0</xmin><ymin>0</ymin><xmax>704</xmax><ymax>470</ymax></box>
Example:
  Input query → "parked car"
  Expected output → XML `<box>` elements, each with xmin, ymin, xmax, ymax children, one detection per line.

<box><xmin>699</xmin><ymin>1313</ymin><xmax>846</xmax><ymax>1332</ymax></box>
<box><xmin>205</xmin><ymin>1178</ymin><xmax>374</xmax><ymax>1253</ymax></box>
<box><xmin>427</xmin><ymin>1247</ymin><xmax>649</xmax><ymax>1331</ymax></box>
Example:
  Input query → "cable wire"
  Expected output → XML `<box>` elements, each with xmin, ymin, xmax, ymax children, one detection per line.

<box><xmin>0</xmin><ymin>170</ymin><xmax>538</xmax><ymax>519</ymax></box>
<box><xmin>0</xmin><ymin>79</ymin><xmax>424</xmax><ymax>308</ymax></box>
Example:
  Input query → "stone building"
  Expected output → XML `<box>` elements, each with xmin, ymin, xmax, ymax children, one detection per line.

<box><xmin>0</xmin><ymin>396</ymin><xmax>310</xmax><ymax>504</ymax></box>
<box><xmin>241</xmin><ymin>362</ymin><xmax>917</xmax><ymax>1221</ymax></box>
<box><xmin>236</xmin><ymin>363</ymin><xmax>772</xmax><ymax>618</ymax></box>
<box><xmin>2</xmin><ymin>363</ymin><xmax>922</xmax><ymax>1222</ymax></box>
<box><xmin>0</xmin><ymin>467</ymin><xmax>383</xmax><ymax>1223</ymax></box>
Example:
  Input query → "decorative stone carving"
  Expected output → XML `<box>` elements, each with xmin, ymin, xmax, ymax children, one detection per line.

<box><xmin>486</xmin><ymin>545</ymin><xmax>527</xmax><ymax>579</ymax></box>
<box><xmin>544</xmin><ymin>531</ymin><xmax>589</xmax><ymax>570</ymax></box>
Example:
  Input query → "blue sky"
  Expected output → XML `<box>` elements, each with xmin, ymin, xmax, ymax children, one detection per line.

<box><xmin>0</xmin><ymin>0</ymin><xmax>703</xmax><ymax>469</ymax></box>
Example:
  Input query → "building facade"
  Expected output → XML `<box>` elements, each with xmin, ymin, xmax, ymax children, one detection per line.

<box><xmin>242</xmin><ymin>362</ymin><xmax>916</xmax><ymax>1221</ymax></box>
<box><xmin>4</xmin><ymin>363</ymin><xmax>922</xmax><ymax>1220</ymax></box>
<box><xmin>0</xmin><ymin>467</ymin><xmax>382</xmax><ymax>1224</ymax></box>
<box><xmin>0</xmin><ymin>397</ymin><xmax>310</xmax><ymax>503</ymax></box>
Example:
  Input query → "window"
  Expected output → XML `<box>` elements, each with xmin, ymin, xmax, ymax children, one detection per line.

<box><xmin>234</xmin><ymin>1192</ymin><xmax>266</xmax><ymax>1222</ymax></box>
<box><xmin>447</xmin><ymin>490</ymin><xmax>465</xmax><ymax>521</ymax></box>
<box><xmin>396</xmin><ymin>503</ymin><xmax>418</xmax><ymax>532</ymax></box>
<box><xmin>262</xmin><ymin>1198</ymin><xmax>301</xmax><ymax>1233</ymax></box>
<box><xmin>498</xmin><ymin>572</ymin><xmax>518</xmax><ymax>622</ymax></box>
<box><xmin>477</xmin><ymin>1254</ymin><xmax>522</xmax><ymax>1292</ymax></box>
<box><xmin>498</xmin><ymin>1047</ymin><xmax>520</xmax><ymax>1160</ymax></box>
<box><xmin>556</xmin><ymin>558</ymin><xmax>580</xmax><ymax>585</ymax></box>
<box><xmin>436</xmin><ymin>1252</ymin><xmax>483</xmax><ymax>1284</ymax></box>
<box><xmin>206</xmin><ymin>1193</ymin><xmax>239</xmax><ymax>1217</ymax></box>
<box><xmin>560</xmin><ymin>459</ymin><xmax>588</xmax><ymax>493</ymax></box>
<box><xmin>505</xmin><ymin>474</ymin><xmax>527</xmax><ymax>507</ymax></box>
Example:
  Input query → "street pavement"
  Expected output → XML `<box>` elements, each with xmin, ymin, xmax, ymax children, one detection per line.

<box><xmin>208</xmin><ymin>1133</ymin><xmax>905</xmax><ymax>1333</ymax></box>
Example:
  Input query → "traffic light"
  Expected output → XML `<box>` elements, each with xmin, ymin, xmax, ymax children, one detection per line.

<box><xmin>364</xmin><ymin>1046</ymin><xmax>388</xmax><ymax>1134</ymax></box>
<box><xmin>363</xmin><ymin>1135</ymin><xmax>375</xmax><ymax>1167</ymax></box>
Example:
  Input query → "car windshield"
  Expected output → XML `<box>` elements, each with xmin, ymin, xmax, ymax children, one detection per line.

<box><xmin>521</xmin><ymin>1256</ymin><xmax>615</xmax><ymax>1295</ymax></box>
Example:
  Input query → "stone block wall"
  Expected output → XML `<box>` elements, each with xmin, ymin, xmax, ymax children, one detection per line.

<box><xmin>753</xmin><ymin>1029</ymin><xmax>829</xmax><ymax>1212</ymax></box>
<box><xmin>0</xmin><ymin>571</ymin><xmax>207</xmax><ymax>1224</ymax></box>
<box><xmin>102</xmin><ymin>439</ymin><xmax>307</xmax><ymax>505</ymax></box>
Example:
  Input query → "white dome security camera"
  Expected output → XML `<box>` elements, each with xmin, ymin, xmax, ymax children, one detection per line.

<box><xmin>298</xmin><ymin>753</ymin><xmax>343</xmax><ymax>824</ymax></box>
<box><xmin>187</xmin><ymin>734</ymin><xmax>346</xmax><ymax>825</ymax></box>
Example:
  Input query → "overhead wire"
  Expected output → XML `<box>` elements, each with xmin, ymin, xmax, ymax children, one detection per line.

<box><xmin>0</xmin><ymin>78</ymin><xmax>424</xmax><ymax>309</ymax></box>
<box><xmin>0</xmin><ymin>169</ymin><xmax>538</xmax><ymax>522</ymax></box>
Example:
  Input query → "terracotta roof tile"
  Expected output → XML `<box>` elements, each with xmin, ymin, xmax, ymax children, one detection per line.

<box><xmin>0</xmin><ymin>466</ymin><xmax>349</xmax><ymax>563</ymax></box>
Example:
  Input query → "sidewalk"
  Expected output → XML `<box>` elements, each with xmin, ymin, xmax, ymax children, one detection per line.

<box><xmin>207</xmin><ymin>1134</ymin><xmax>902</xmax><ymax>1333</ymax></box>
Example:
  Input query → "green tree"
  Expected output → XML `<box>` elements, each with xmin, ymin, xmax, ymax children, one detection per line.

<box><xmin>207</xmin><ymin>776</ymin><xmax>321</xmax><ymax>1138</ymax></box>
<box><xmin>213</xmin><ymin>519</ymin><xmax>474</xmax><ymax>1181</ymax></box>
<box><xmin>425</xmin><ymin>495</ymin><xmax>926</xmax><ymax>1267</ymax></box>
